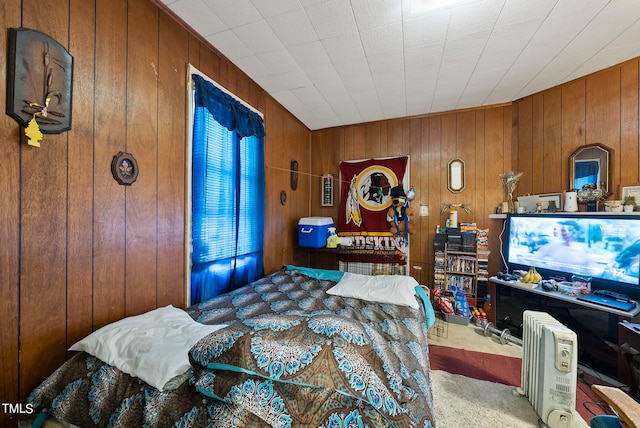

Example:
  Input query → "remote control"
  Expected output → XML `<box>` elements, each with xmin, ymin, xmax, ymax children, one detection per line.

<box><xmin>592</xmin><ymin>289</ymin><xmax>631</xmax><ymax>302</ymax></box>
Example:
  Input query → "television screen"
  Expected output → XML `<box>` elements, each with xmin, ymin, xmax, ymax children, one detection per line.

<box><xmin>503</xmin><ymin>213</ymin><xmax>640</xmax><ymax>297</ymax></box>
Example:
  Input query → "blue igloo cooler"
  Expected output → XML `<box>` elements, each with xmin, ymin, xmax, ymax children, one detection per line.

<box><xmin>298</xmin><ymin>217</ymin><xmax>334</xmax><ymax>248</ymax></box>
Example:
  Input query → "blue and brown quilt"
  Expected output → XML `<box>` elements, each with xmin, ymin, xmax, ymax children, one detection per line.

<box><xmin>23</xmin><ymin>267</ymin><xmax>435</xmax><ymax>427</ymax></box>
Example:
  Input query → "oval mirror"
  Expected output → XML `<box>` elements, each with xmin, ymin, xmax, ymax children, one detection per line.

<box><xmin>569</xmin><ymin>143</ymin><xmax>611</xmax><ymax>194</ymax></box>
<box><xmin>447</xmin><ymin>158</ymin><xmax>465</xmax><ymax>193</ymax></box>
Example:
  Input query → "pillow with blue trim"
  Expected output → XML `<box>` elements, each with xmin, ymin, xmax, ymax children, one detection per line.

<box><xmin>69</xmin><ymin>305</ymin><xmax>227</xmax><ymax>391</ymax></box>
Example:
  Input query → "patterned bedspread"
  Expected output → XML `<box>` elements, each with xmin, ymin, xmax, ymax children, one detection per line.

<box><xmin>23</xmin><ymin>267</ymin><xmax>435</xmax><ymax>427</ymax></box>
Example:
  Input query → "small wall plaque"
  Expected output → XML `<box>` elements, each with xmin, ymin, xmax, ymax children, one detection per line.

<box><xmin>322</xmin><ymin>174</ymin><xmax>333</xmax><ymax>207</ymax></box>
<box><xmin>111</xmin><ymin>152</ymin><xmax>139</xmax><ymax>186</ymax></box>
<box><xmin>6</xmin><ymin>28</ymin><xmax>74</xmax><ymax>134</ymax></box>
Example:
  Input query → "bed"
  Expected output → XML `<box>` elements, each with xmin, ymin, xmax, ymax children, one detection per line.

<box><xmin>21</xmin><ymin>266</ymin><xmax>436</xmax><ymax>427</ymax></box>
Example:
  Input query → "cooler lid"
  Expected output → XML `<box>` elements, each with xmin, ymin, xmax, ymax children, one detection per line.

<box><xmin>298</xmin><ymin>217</ymin><xmax>334</xmax><ymax>226</ymax></box>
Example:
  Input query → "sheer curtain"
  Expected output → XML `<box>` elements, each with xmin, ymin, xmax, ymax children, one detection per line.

<box><xmin>190</xmin><ymin>74</ymin><xmax>265</xmax><ymax>305</ymax></box>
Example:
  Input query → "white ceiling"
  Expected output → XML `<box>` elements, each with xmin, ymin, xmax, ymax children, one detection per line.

<box><xmin>159</xmin><ymin>0</ymin><xmax>640</xmax><ymax>131</ymax></box>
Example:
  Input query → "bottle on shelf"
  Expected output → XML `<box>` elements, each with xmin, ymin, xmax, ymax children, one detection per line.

<box><xmin>326</xmin><ymin>227</ymin><xmax>338</xmax><ymax>248</ymax></box>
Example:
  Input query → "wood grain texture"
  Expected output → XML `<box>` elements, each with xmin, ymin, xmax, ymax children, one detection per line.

<box><xmin>542</xmin><ymin>88</ymin><xmax>562</xmax><ymax>193</ymax></box>
<box><xmin>157</xmin><ymin>12</ymin><xmax>188</xmax><ymax>308</ymax></box>
<box><xmin>66</xmin><ymin>0</ymin><xmax>97</xmax><ymax>351</ymax></box>
<box><xmin>515</xmin><ymin>59</ymin><xmax>639</xmax><ymax>206</ymax></box>
<box><xmin>0</xmin><ymin>1</ymin><xmax>22</xmax><ymax>425</ymax></box>
<box><xmin>93</xmin><ymin>0</ymin><xmax>127</xmax><ymax>330</ymax></box>
<box><xmin>124</xmin><ymin>0</ymin><xmax>159</xmax><ymax>317</ymax></box>
<box><xmin>309</xmin><ymin>108</ymin><xmax>512</xmax><ymax>288</ymax></box>
<box><xmin>1</xmin><ymin>0</ymin><xmax>309</xmax><ymax>409</ymax></box>
<box><xmin>592</xmin><ymin>384</ymin><xmax>640</xmax><ymax>428</ymax></box>
<box><xmin>620</xmin><ymin>60</ymin><xmax>640</xmax><ymax>191</ymax></box>
<box><xmin>19</xmin><ymin>0</ymin><xmax>70</xmax><ymax>401</ymax></box>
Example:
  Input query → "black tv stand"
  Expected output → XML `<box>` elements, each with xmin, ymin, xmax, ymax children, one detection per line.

<box><xmin>489</xmin><ymin>277</ymin><xmax>640</xmax><ymax>385</ymax></box>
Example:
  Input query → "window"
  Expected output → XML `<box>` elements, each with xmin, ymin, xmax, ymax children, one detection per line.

<box><xmin>189</xmin><ymin>73</ymin><xmax>265</xmax><ymax>304</ymax></box>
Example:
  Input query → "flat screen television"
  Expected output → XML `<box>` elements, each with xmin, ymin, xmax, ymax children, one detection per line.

<box><xmin>501</xmin><ymin>212</ymin><xmax>640</xmax><ymax>300</ymax></box>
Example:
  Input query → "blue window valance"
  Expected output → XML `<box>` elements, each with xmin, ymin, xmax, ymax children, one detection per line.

<box><xmin>192</xmin><ymin>74</ymin><xmax>264</xmax><ymax>139</ymax></box>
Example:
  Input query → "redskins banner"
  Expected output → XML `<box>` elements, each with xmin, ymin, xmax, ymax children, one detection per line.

<box><xmin>338</xmin><ymin>156</ymin><xmax>409</xmax><ymax>264</ymax></box>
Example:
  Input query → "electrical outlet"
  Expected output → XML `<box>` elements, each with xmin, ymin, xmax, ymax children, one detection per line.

<box><xmin>419</xmin><ymin>205</ymin><xmax>428</xmax><ymax>216</ymax></box>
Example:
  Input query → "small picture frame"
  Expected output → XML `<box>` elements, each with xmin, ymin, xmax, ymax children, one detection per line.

<box><xmin>537</xmin><ymin>192</ymin><xmax>563</xmax><ymax>211</ymax></box>
<box><xmin>111</xmin><ymin>151</ymin><xmax>139</xmax><ymax>185</ymax></box>
<box><xmin>621</xmin><ymin>185</ymin><xmax>640</xmax><ymax>202</ymax></box>
<box><xmin>321</xmin><ymin>174</ymin><xmax>333</xmax><ymax>206</ymax></box>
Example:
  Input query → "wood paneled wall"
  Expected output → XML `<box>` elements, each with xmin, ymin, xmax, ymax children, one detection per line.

<box><xmin>0</xmin><ymin>1</ymin><xmax>310</xmax><ymax>425</ymax></box>
<box><xmin>310</xmin><ymin>107</ymin><xmax>513</xmax><ymax>287</ymax></box>
<box><xmin>2</xmin><ymin>1</ymin><xmax>640</xmax><ymax>426</ymax></box>
<box><xmin>309</xmin><ymin>58</ymin><xmax>640</xmax><ymax>292</ymax></box>
<box><xmin>514</xmin><ymin>59</ymin><xmax>640</xmax><ymax>198</ymax></box>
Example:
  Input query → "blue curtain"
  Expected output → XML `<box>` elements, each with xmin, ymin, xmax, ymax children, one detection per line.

<box><xmin>575</xmin><ymin>160</ymin><xmax>599</xmax><ymax>190</ymax></box>
<box><xmin>190</xmin><ymin>74</ymin><xmax>265</xmax><ymax>305</ymax></box>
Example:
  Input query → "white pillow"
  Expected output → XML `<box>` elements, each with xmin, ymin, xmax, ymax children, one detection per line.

<box><xmin>69</xmin><ymin>305</ymin><xmax>227</xmax><ymax>391</ymax></box>
<box><xmin>327</xmin><ymin>272</ymin><xmax>419</xmax><ymax>309</ymax></box>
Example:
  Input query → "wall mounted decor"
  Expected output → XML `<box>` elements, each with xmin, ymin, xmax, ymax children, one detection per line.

<box><xmin>111</xmin><ymin>152</ymin><xmax>139</xmax><ymax>185</ymax></box>
<box><xmin>322</xmin><ymin>174</ymin><xmax>333</xmax><ymax>206</ymax></box>
<box><xmin>622</xmin><ymin>185</ymin><xmax>640</xmax><ymax>203</ymax></box>
<box><xmin>6</xmin><ymin>28</ymin><xmax>74</xmax><ymax>141</ymax></box>
<box><xmin>447</xmin><ymin>158</ymin><xmax>465</xmax><ymax>193</ymax></box>
<box><xmin>537</xmin><ymin>193</ymin><xmax>563</xmax><ymax>211</ymax></box>
<box><xmin>290</xmin><ymin>160</ymin><xmax>298</xmax><ymax>190</ymax></box>
<box><xmin>569</xmin><ymin>143</ymin><xmax>611</xmax><ymax>195</ymax></box>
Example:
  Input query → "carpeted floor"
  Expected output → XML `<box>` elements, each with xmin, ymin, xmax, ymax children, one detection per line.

<box><xmin>431</xmin><ymin>369</ymin><xmax>588</xmax><ymax>428</ymax></box>
<box><xmin>428</xmin><ymin>319</ymin><xmax>614</xmax><ymax>426</ymax></box>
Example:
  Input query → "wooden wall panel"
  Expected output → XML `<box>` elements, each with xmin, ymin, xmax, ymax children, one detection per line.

<box><xmin>514</xmin><ymin>59</ymin><xmax>639</xmax><ymax>209</ymax></box>
<box><xmin>531</xmin><ymin>93</ymin><xmax>544</xmax><ymax>194</ymax></box>
<box><xmin>516</xmin><ymin>97</ymin><xmax>534</xmax><ymax>194</ymax></box>
<box><xmin>19</xmin><ymin>0</ymin><xmax>70</xmax><ymax>401</ymax></box>
<box><xmin>426</xmin><ymin>115</ymin><xmax>443</xmax><ymax>285</ymax></box>
<box><xmin>93</xmin><ymin>0</ymin><xmax>127</xmax><ymax>330</ymax></box>
<box><xmin>263</xmin><ymin>98</ymin><xmax>287</xmax><ymax>271</ymax></box>
<box><xmin>586</xmin><ymin>68</ymin><xmax>621</xmax><ymax>193</ymax></box>
<box><xmin>0</xmin><ymin>1</ymin><xmax>22</xmax><ymax>424</ymax></box>
<box><xmin>415</xmin><ymin>119</ymin><xmax>432</xmax><ymax>285</ymax></box>
<box><xmin>457</xmin><ymin>111</ymin><xmax>476</xmax><ymax>209</ymax></box>
<box><xmin>67</xmin><ymin>0</ymin><xmax>97</xmax><ymax>349</ymax></box>
<box><xmin>309</xmin><ymin>127</ymin><xmax>342</xmax><ymax>269</ymax></box>
<box><xmin>387</xmin><ymin>120</ymin><xmax>403</xmax><ymax>156</ymax></box>
<box><xmin>1</xmin><ymin>1</ymin><xmax>311</xmax><ymax>420</ymax></box>
<box><xmin>620</xmin><ymin>60</ymin><xmax>640</xmax><ymax>190</ymax></box>
<box><xmin>199</xmin><ymin>43</ymin><xmax>221</xmax><ymax>83</ymax></box>
<box><xmin>560</xmin><ymin>80</ymin><xmax>586</xmax><ymax>190</ymax></box>
<box><xmin>542</xmin><ymin>88</ymin><xmax>562</xmax><ymax>192</ymax></box>
<box><xmin>309</xmin><ymin>107</ymin><xmax>513</xmax><ymax>290</ymax></box>
<box><xmin>486</xmin><ymin>106</ymin><xmax>512</xmax><ymax>276</ymax></box>
<box><xmin>125</xmin><ymin>0</ymin><xmax>159</xmax><ymax>317</ymax></box>
<box><xmin>409</xmin><ymin>118</ymin><xmax>429</xmax><ymax>284</ymax></box>
<box><xmin>260</xmin><ymin>96</ymin><xmax>311</xmax><ymax>273</ymax></box>
<box><xmin>157</xmin><ymin>12</ymin><xmax>188</xmax><ymax>308</ymax></box>
<box><xmin>473</xmin><ymin>112</ymin><xmax>486</xmax><ymax>221</ymax></box>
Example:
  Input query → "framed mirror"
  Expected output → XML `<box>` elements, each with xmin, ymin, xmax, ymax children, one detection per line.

<box><xmin>447</xmin><ymin>158</ymin><xmax>465</xmax><ymax>193</ymax></box>
<box><xmin>569</xmin><ymin>143</ymin><xmax>611</xmax><ymax>194</ymax></box>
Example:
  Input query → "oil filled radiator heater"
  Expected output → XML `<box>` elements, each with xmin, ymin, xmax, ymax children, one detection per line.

<box><xmin>517</xmin><ymin>310</ymin><xmax>578</xmax><ymax>428</ymax></box>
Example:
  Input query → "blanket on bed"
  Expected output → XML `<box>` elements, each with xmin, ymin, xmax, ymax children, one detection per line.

<box><xmin>23</xmin><ymin>267</ymin><xmax>435</xmax><ymax>428</ymax></box>
<box><xmin>188</xmin><ymin>313</ymin><xmax>432</xmax><ymax>426</ymax></box>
